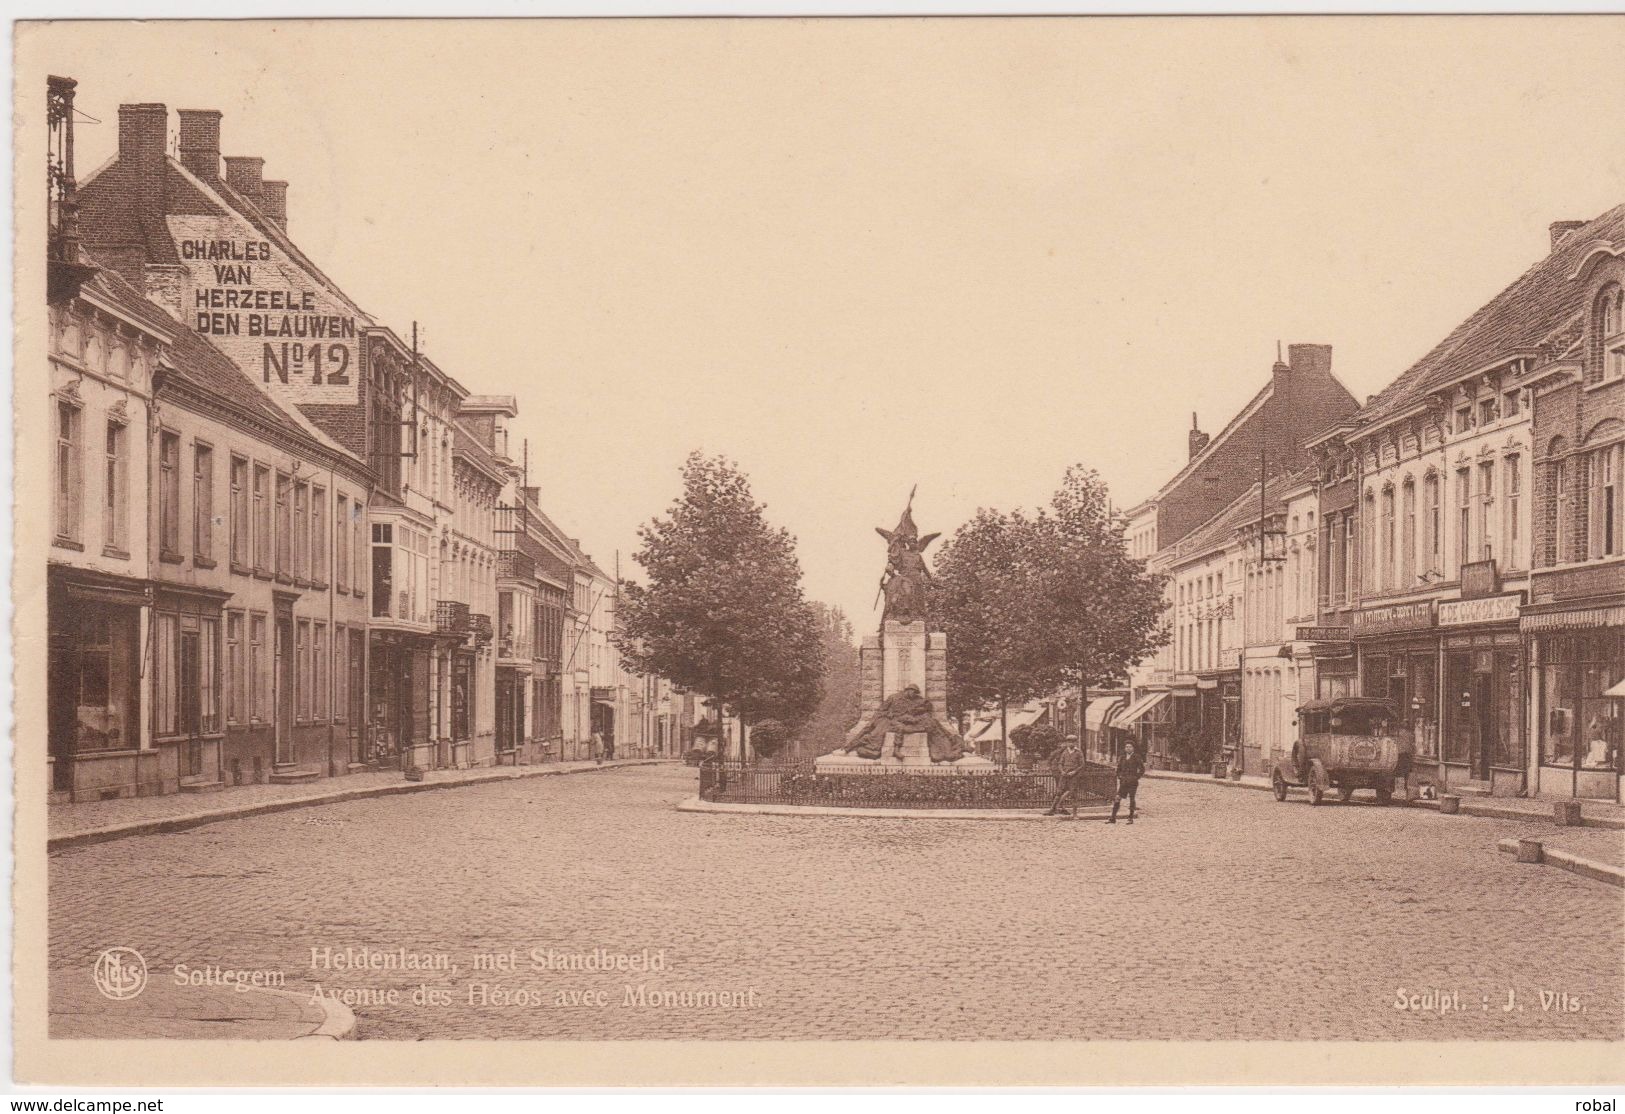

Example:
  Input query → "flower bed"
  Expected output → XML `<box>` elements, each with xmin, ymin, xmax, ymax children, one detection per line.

<box><xmin>701</xmin><ymin>761</ymin><xmax>1115</xmax><ymax>810</ymax></box>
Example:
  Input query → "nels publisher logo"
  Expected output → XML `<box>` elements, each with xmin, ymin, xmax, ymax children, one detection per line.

<box><xmin>93</xmin><ymin>947</ymin><xmax>148</xmax><ymax>1001</ymax></box>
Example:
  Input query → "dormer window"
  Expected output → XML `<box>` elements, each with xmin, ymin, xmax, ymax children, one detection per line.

<box><xmin>1595</xmin><ymin>283</ymin><xmax>1624</xmax><ymax>383</ymax></box>
<box><xmin>1502</xmin><ymin>387</ymin><xmax>1521</xmax><ymax>419</ymax></box>
<box><xmin>1478</xmin><ymin>396</ymin><xmax>1499</xmax><ymax>427</ymax></box>
<box><xmin>1454</xmin><ymin>404</ymin><xmax>1473</xmax><ymax>435</ymax></box>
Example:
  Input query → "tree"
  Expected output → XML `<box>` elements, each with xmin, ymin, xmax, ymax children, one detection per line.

<box><xmin>799</xmin><ymin>603</ymin><xmax>862</xmax><ymax>757</ymax></box>
<box><xmin>931</xmin><ymin>467</ymin><xmax>1168</xmax><ymax>758</ymax></box>
<box><xmin>1030</xmin><ymin>466</ymin><xmax>1170</xmax><ymax>698</ymax></box>
<box><xmin>614</xmin><ymin>453</ymin><xmax>825</xmax><ymax>761</ymax></box>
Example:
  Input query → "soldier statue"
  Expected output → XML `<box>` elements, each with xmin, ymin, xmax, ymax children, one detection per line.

<box><xmin>875</xmin><ymin>490</ymin><xmax>939</xmax><ymax>625</ymax></box>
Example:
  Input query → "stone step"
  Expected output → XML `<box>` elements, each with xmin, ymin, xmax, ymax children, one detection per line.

<box><xmin>177</xmin><ymin>778</ymin><xmax>226</xmax><ymax>794</ymax></box>
<box><xmin>1453</xmin><ymin>780</ymin><xmax>1494</xmax><ymax>797</ymax></box>
<box><xmin>268</xmin><ymin>765</ymin><xmax>323</xmax><ymax>785</ymax></box>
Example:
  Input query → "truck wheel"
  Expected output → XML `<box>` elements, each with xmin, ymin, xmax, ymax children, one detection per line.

<box><xmin>1338</xmin><ymin>785</ymin><xmax>1355</xmax><ymax>803</ymax></box>
<box><xmin>1272</xmin><ymin>772</ymin><xmax>1288</xmax><ymax>801</ymax></box>
<box><xmin>1308</xmin><ymin>768</ymin><xmax>1325</xmax><ymax>805</ymax></box>
<box><xmin>1376</xmin><ymin>786</ymin><xmax>1393</xmax><ymax>806</ymax></box>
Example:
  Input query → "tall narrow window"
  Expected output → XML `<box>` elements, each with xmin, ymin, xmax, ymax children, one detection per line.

<box><xmin>1595</xmin><ymin>283</ymin><xmax>1624</xmax><ymax>382</ymax></box>
<box><xmin>199</xmin><ymin>615</ymin><xmax>219</xmax><ymax>734</ymax></box>
<box><xmin>104</xmin><ymin>421</ymin><xmax>128</xmax><ymax>552</ymax></box>
<box><xmin>1478</xmin><ymin>459</ymin><xmax>1495</xmax><ymax>562</ymax></box>
<box><xmin>312</xmin><ymin>485</ymin><xmax>328</xmax><ymax>584</ymax></box>
<box><xmin>226</xmin><ymin>611</ymin><xmax>244</xmax><ymax>724</ymax></box>
<box><xmin>1456</xmin><ymin>467</ymin><xmax>1472</xmax><ymax>572</ymax></box>
<box><xmin>296</xmin><ymin>619</ymin><xmax>311</xmax><ymax>721</ymax></box>
<box><xmin>313</xmin><ymin>622</ymin><xmax>328</xmax><ymax>720</ymax></box>
<box><xmin>353</xmin><ymin>502</ymin><xmax>365</xmax><ymax>597</ymax></box>
<box><xmin>1381</xmin><ymin>487</ymin><xmax>1396</xmax><ymax>589</ymax></box>
<box><xmin>193</xmin><ymin>442</ymin><xmax>214</xmax><ymax>562</ymax></box>
<box><xmin>1424</xmin><ymin>473</ymin><xmax>1441</xmax><ymax>576</ymax></box>
<box><xmin>335</xmin><ymin>494</ymin><xmax>349</xmax><ymax>592</ymax></box>
<box><xmin>55</xmin><ymin>401</ymin><xmax>82</xmax><ymax>544</ymax></box>
<box><xmin>229</xmin><ymin>456</ymin><xmax>249</xmax><ymax>567</ymax></box>
<box><xmin>154</xmin><ymin>613</ymin><xmax>178</xmax><ymax>736</ymax></box>
<box><xmin>293</xmin><ymin>481</ymin><xmax>309</xmax><ymax>580</ymax></box>
<box><xmin>1504</xmin><ymin>455</ymin><xmax>1521</xmax><ymax>569</ymax></box>
<box><xmin>253</xmin><ymin>464</ymin><xmax>270</xmax><ymax>573</ymax></box>
<box><xmin>1400</xmin><ymin>480</ymin><xmax>1416</xmax><ymax>587</ymax></box>
<box><xmin>1592</xmin><ymin>444</ymin><xmax>1620</xmax><ymax>559</ymax></box>
<box><xmin>275</xmin><ymin>472</ymin><xmax>291</xmax><ymax>577</ymax></box>
<box><xmin>250</xmin><ymin>613</ymin><xmax>267</xmax><ymax>722</ymax></box>
<box><xmin>1554</xmin><ymin>459</ymin><xmax>1570</xmax><ymax>564</ymax></box>
<box><xmin>159</xmin><ymin>431</ymin><xmax>180</xmax><ymax>556</ymax></box>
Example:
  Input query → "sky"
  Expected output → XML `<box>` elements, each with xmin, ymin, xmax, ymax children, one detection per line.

<box><xmin>22</xmin><ymin>17</ymin><xmax>1625</xmax><ymax>625</ymax></box>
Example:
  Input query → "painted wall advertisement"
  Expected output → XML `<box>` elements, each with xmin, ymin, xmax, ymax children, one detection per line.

<box><xmin>167</xmin><ymin>214</ymin><xmax>364</xmax><ymax>405</ymax></box>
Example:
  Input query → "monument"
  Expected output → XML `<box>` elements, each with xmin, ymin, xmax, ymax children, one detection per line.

<box><xmin>815</xmin><ymin>492</ymin><xmax>997</xmax><ymax>774</ymax></box>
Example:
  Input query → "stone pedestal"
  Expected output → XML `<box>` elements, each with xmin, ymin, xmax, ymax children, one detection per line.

<box><xmin>817</xmin><ymin>620</ymin><xmax>996</xmax><ymax>775</ymax></box>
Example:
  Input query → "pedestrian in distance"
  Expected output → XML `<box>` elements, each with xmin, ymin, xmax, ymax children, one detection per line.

<box><xmin>1044</xmin><ymin>734</ymin><xmax>1087</xmax><ymax>816</ymax></box>
<box><xmin>1109</xmin><ymin>741</ymin><xmax>1145</xmax><ymax>824</ymax></box>
<box><xmin>591</xmin><ymin>730</ymin><xmax>605</xmax><ymax>765</ymax></box>
<box><xmin>604</xmin><ymin>734</ymin><xmax>616</xmax><ymax>761</ymax></box>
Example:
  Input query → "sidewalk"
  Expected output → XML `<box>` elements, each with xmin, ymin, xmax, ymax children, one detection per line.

<box><xmin>49</xmin><ymin>758</ymin><xmax>665</xmax><ymax>851</ymax></box>
<box><xmin>50</xmin><ymin>966</ymin><xmax>355</xmax><ymax>1040</ymax></box>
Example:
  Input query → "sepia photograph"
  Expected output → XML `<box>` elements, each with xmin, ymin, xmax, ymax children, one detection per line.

<box><xmin>10</xmin><ymin>11</ymin><xmax>1625</xmax><ymax>1090</ymax></box>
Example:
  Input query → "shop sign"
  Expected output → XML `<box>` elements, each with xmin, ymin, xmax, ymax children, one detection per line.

<box><xmin>1437</xmin><ymin>592</ymin><xmax>1524</xmax><ymax>628</ymax></box>
<box><xmin>1531</xmin><ymin>562</ymin><xmax>1625</xmax><ymax>604</ymax></box>
<box><xmin>1459</xmin><ymin>559</ymin><xmax>1501</xmax><ymax>600</ymax></box>
<box><xmin>1295</xmin><ymin>625</ymin><xmax>1350</xmax><ymax>641</ymax></box>
<box><xmin>1350</xmin><ymin>600</ymin><xmax>1435</xmax><ymax>637</ymax></box>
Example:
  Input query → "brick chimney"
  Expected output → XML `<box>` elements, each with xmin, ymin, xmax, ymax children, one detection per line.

<box><xmin>118</xmin><ymin>103</ymin><xmax>168</xmax><ymax>174</ymax></box>
<box><xmin>1286</xmin><ymin>342</ymin><xmax>1333</xmax><ymax>382</ymax></box>
<box><xmin>1187</xmin><ymin>412</ymin><xmax>1210</xmax><ymax>459</ymax></box>
<box><xmin>260</xmin><ymin>180</ymin><xmax>288</xmax><ymax>231</ymax></box>
<box><xmin>223</xmin><ymin>155</ymin><xmax>264</xmax><ymax>204</ymax></box>
<box><xmin>1550</xmin><ymin>220</ymin><xmax>1586</xmax><ymax>252</ymax></box>
<box><xmin>176</xmin><ymin>109</ymin><xmax>220</xmax><ymax>182</ymax></box>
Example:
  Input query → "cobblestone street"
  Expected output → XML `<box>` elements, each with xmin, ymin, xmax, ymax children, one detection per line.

<box><xmin>49</xmin><ymin>764</ymin><xmax>1623</xmax><ymax>1041</ymax></box>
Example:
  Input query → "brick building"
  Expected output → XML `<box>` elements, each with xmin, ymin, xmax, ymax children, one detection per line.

<box><xmin>1522</xmin><ymin>210</ymin><xmax>1625</xmax><ymax>802</ymax></box>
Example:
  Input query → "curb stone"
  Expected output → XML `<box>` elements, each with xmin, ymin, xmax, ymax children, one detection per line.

<box><xmin>1495</xmin><ymin>837</ymin><xmax>1624</xmax><ymax>889</ymax></box>
<box><xmin>48</xmin><ymin>760</ymin><xmax>662</xmax><ymax>853</ymax></box>
<box><xmin>677</xmin><ymin>796</ymin><xmax>1127</xmax><ymax>821</ymax></box>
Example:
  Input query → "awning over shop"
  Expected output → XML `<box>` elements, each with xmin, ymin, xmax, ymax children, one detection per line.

<box><xmin>1085</xmin><ymin>696</ymin><xmax>1126</xmax><ymax>732</ymax></box>
<box><xmin>1114</xmin><ymin>691</ymin><xmax>1170</xmax><ymax>728</ymax></box>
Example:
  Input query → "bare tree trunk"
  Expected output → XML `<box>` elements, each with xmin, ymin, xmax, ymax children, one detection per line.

<box><xmin>998</xmin><ymin>698</ymin><xmax>1009</xmax><ymax>767</ymax></box>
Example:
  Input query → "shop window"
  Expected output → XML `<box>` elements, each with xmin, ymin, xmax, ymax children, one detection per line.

<box><xmin>154</xmin><ymin>611</ymin><xmax>219</xmax><ymax>738</ymax></box>
<box><xmin>57</xmin><ymin>608</ymin><xmax>139</xmax><ymax>751</ymax></box>
<box><xmin>1541</xmin><ymin>634</ymin><xmax>1623</xmax><ymax>772</ymax></box>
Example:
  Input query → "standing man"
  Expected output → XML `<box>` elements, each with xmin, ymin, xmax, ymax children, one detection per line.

<box><xmin>1109</xmin><ymin>741</ymin><xmax>1145</xmax><ymax>824</ymax></box>
<box><xmin>1045</xmin><ymin>735</ymin><xmax>1087</xmax><ymax>816</ymax></box>
<box><xmin>591</xmin><ymin>730</ymin><xmax>605</xmax><ymax>765</ymax></box>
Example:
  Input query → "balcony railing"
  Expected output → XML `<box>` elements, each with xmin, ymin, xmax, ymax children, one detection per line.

<box><xmin>499</xmin><ymin>548</ymin><xmax>536</xmax><ymax>580</ymax></box>
<box><xmin>471</xmin><ymin>612</ymin><xmax>494</xmax><ymax>648</ymax></box>
<box><xmin>435</xmin><ymin>600</ymin><xmax>471</xmax><ymax>636</ymax></box>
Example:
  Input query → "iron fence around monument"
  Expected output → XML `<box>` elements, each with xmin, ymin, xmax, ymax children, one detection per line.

<box><xmin>697</xmin><ymin>758</ymin><xmax>1117</xmax><ymax>810</ymax></box>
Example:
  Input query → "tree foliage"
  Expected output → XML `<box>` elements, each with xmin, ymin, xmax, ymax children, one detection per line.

<box><xmin>798</xmin><ymin>603</ymin><xmax>862</xmax><ymax>757</ymax></box>
<box><xmin>614</xmin><ymin>453</ymin><xmax>826</xmax><ymax>745</ymax></box>
<box><xmin>931</xmin><ymin>465</ymin><xmax>1169</xmax><ymax>717</ymax></box>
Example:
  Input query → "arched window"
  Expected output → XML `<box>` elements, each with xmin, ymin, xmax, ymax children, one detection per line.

<box><xmin>1380</xmin><ymin>486</ymin><xmax>1396</xmax><ymax>590</ymax></box>
<box><xmin>1594</xmin><ymin>283</ymin><xmax>1624</xmax><ymax>382</ymax></box>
